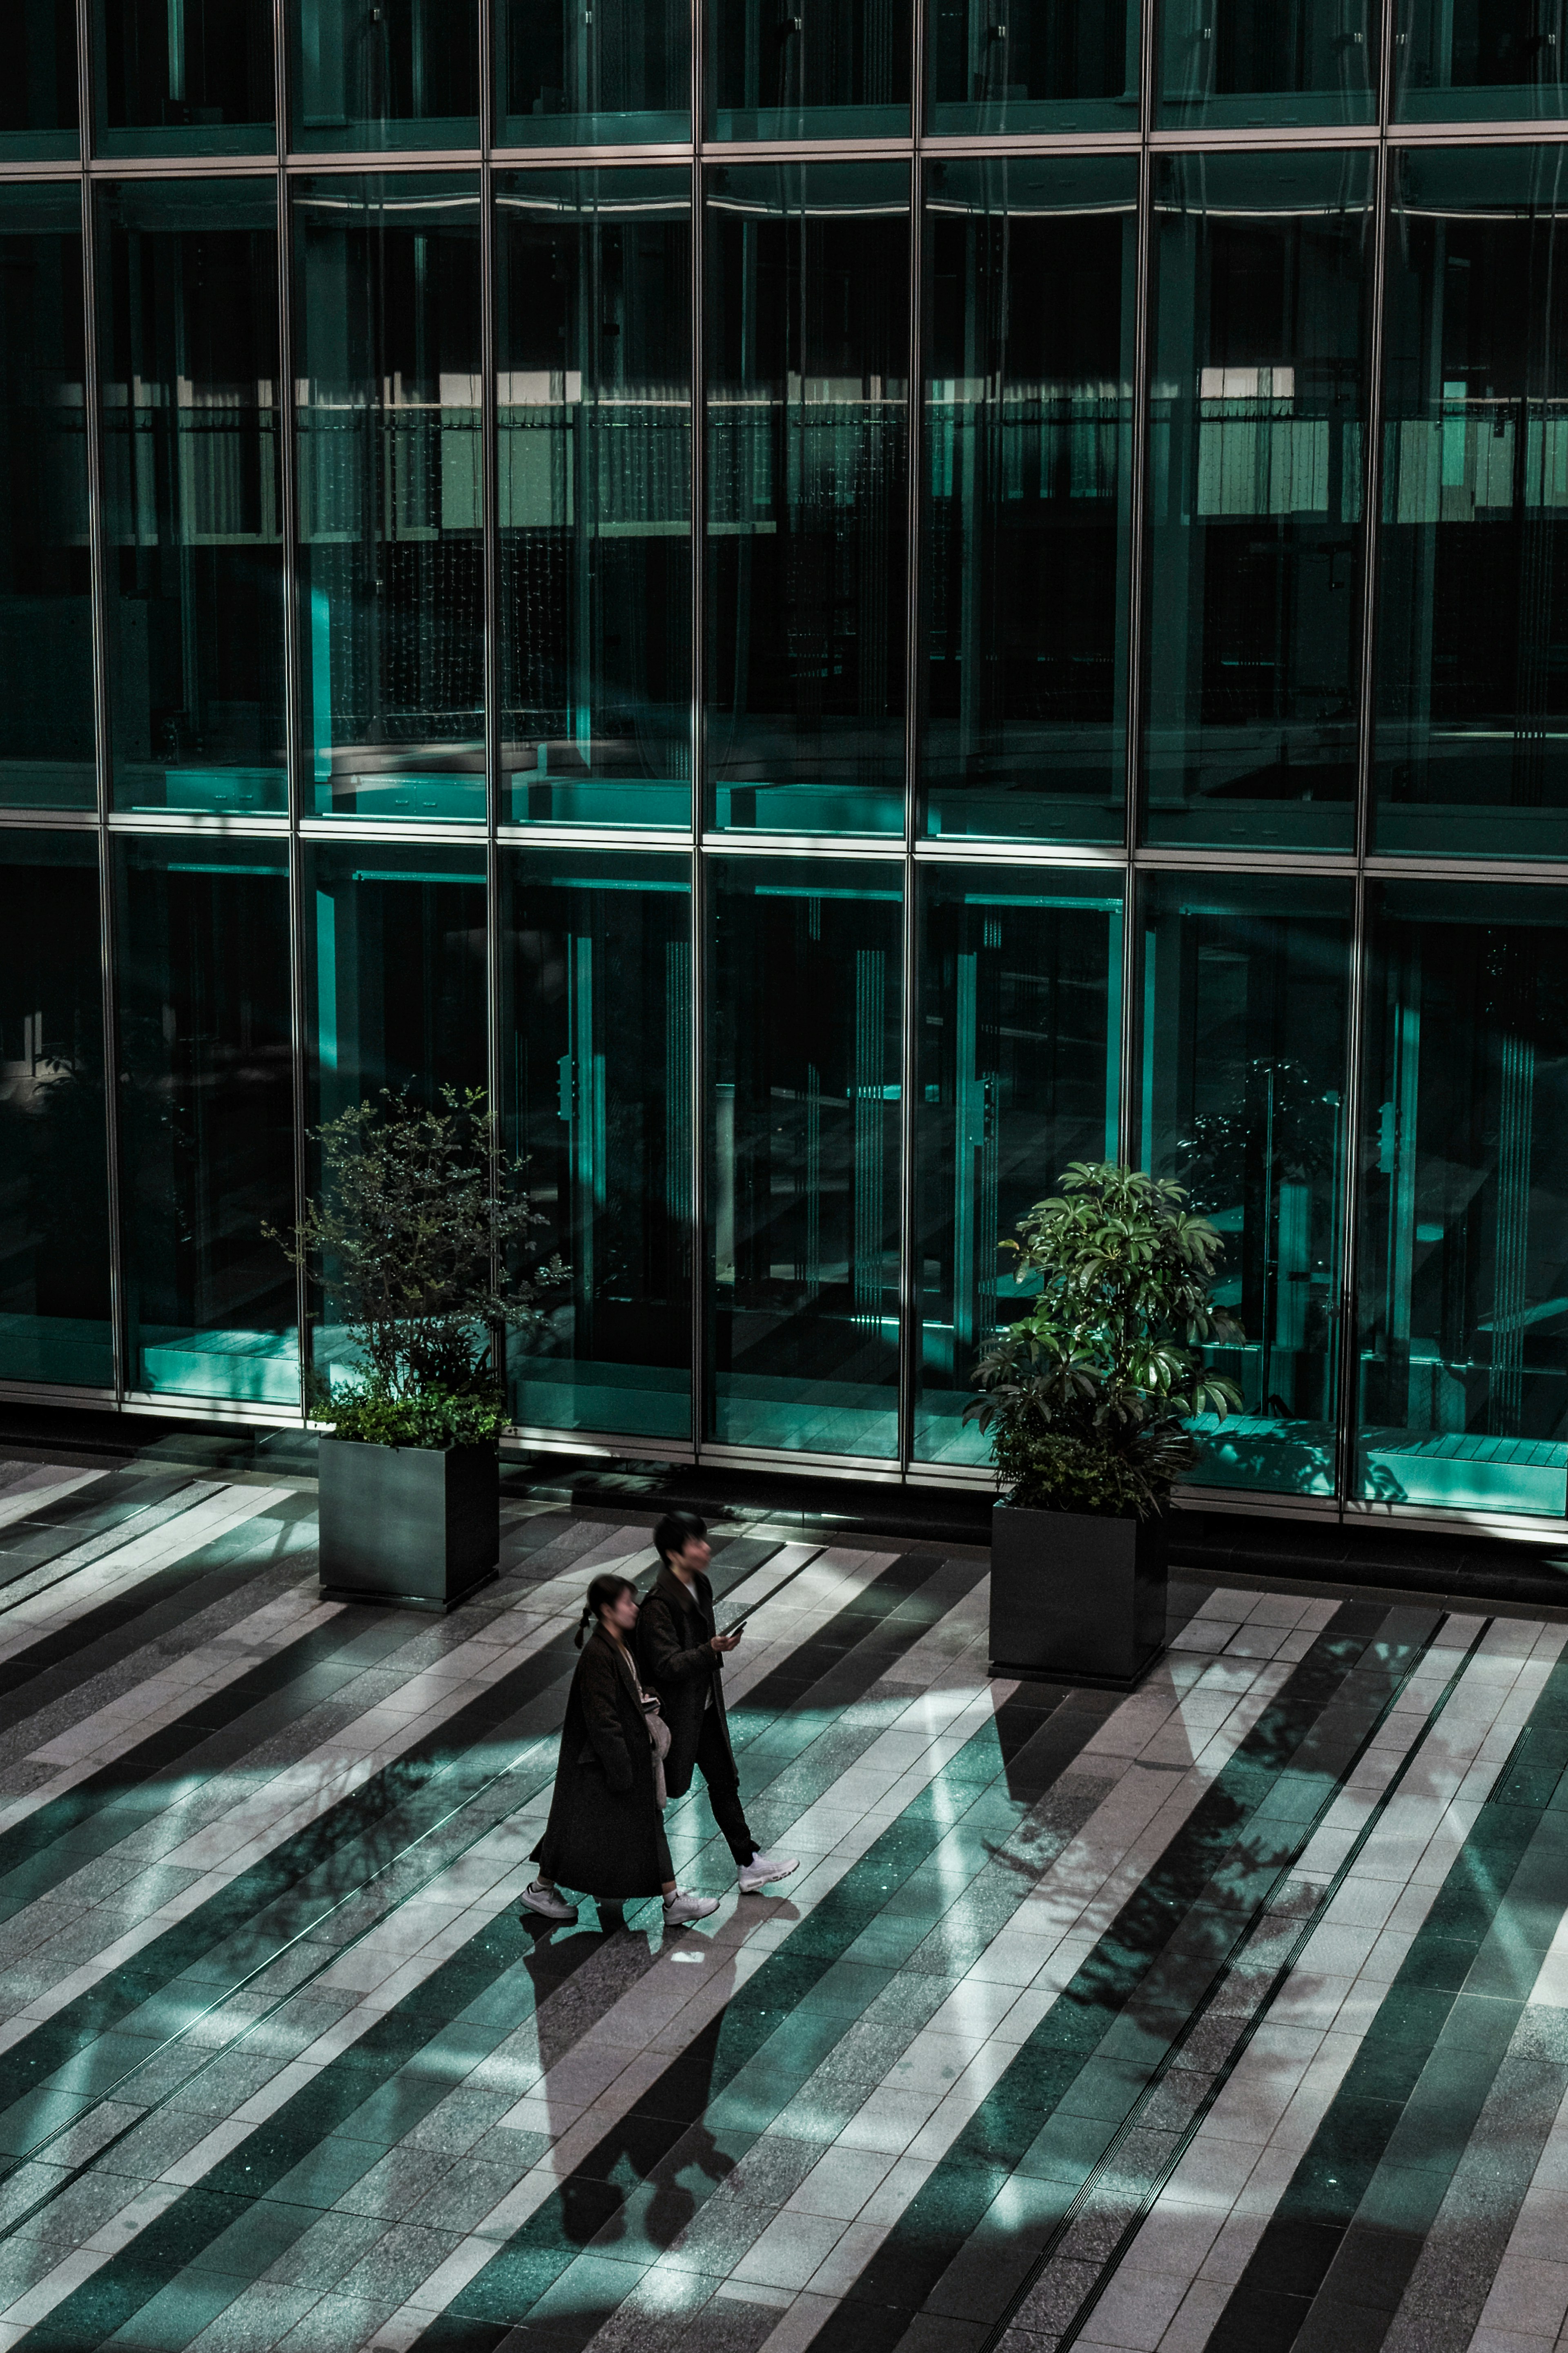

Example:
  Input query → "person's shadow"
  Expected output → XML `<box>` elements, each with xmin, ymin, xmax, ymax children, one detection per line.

<box><xmin>515</xmin><ymin>1902</ymin><xmax>755</xmax><ymax>2253</ymax></box>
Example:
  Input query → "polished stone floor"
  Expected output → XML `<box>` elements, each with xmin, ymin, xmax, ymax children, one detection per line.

<box><xmin>0</xmin><ymin>1458</ymin><xmax>1565</xmax><ymax>2353</ymax></box>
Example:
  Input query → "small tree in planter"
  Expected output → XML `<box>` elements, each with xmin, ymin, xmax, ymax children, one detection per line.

<box><xmin>268</xmin><ymin>1088</ymin><xmax>565</xmax><ymax>1609</ymax></box>
<box><xmin>967</xmin><ymin>1161</ymin><xmax>1241</xmax><ymax>1686</ymax></box>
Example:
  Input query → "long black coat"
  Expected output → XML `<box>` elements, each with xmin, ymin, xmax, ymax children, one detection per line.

<box><xmin>531</xmin><ymin>1630</ymin><xmax>666</xmax><ymax>1898</ymax></box>
<box><xmin>636</xmin><ymin>1563</ymin><xmax>735</xmax><ymax>1797</ymax></box>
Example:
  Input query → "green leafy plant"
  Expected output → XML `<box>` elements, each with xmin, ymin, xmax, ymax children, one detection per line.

<box><xmin>966</xmin><ymin>1161</ymin><xmax>1243</xmax><ymax>1519</ymax></box>
<box><xmin>267</xmin><ymin>1087</ymin><xmax>566</xmax><ymax>1446</ymax></box>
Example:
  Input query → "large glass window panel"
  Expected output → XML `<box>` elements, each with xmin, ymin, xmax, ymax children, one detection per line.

<box><xmin>0</xmin><ymin>187</ymin><xmax>92</xmax><ymax>811</ymax></box>
<box><xmin>1395</xmin><ymin>0</ymin><xmax>1568</xmax><ymax>123</ymax></box>
<box><xmin>100</xmin><ymin>181</ymin><xmax>285</xmax><ymax>816</ymax></box>
<box><xmin>1357</xmin><ymin>882</ymin><xmax>1568</xmax><ymax>1521</ymax></box>
<box><xmin>1374</xmin><ymin>149</ymin><xmax>1568</xmax><ymax>861</ymax></box>
<box><xmin>1145</xmin><ymin>152</ymin><xmax>1372</xmax><ymax>852</ymax></box>
<box><xmin>710</xmin><ymin>0</ymin><xmax>911</xmax><ymax>138</ymax></box>
<box><xmin>288</xmin><ymin>0</ymin><xmax>479</xmax><ymax>152</ymax></box>
<box><xmin>710</xmin><ymin>856</ymin><xmax>902</xmax><ymax>1458</ymax></box>
<box><xmin>501</xmin><ymin>850</ymin><xmax>691</xmax><ymax>1441</ymax></box>
<box><xmin>116</xmin><ymin>841</ymin><xmax>296</xmax><ymax>1406</ymax></box>
<box><xmin>706</xmin><ymin>165</ymin><xmax>909</xmax><ymax>838</ymax></box>
<box><xmin>1</xmin><ymin>3</ymin><xmax>78</xmax><ymax>161</ymax></box>
<box><xmin>94</xmin><ymin>0</ymin><xmax>275</xmax><ymax>156</ymax></box>
<box><xmin>306</xmin><ymin>842</ymin><xmax>487</xmax><ymax>1397</ymax></box>
<box><xmin>496</xmin><ymin>0</ymin><xmax>690</xmax><ymax>145</ymax></box>
<box><xmin>497</xmin><ymin>172</ymin><xmax>691</xmax><ymax>830</ymax></box>
<box><xmin>914</xmin><ymin>866</ymin><xmax>1122</xmax><ymax>1465</ymax></box>
<box><xmin>295</xmin><ymin>176</ymin><xmax>484</xmax><ymax>823</ymax></box>
<box><xmin>923</xmin><ymin>156</ymin><xmax>1135</xmax><ymax>846</ymax></box>
<box><xmin>1158</xmin><ymin>0</ymin><xmax>1377</xmax><ymax>128</ymax></box>
<box><xmin>1141</xmin><ymin>873</ymin><xmax>1352</xmax><ymax>1498</ymax></box>
<box><xmin>0</xmin><ymin>834</ymin><xmax>111</xmax><ymax>1388</ymax></box>
<box><xmin>928</xmin><ymin>0</ymin><xmax>1138</xmax><ymax>134</ymax></box>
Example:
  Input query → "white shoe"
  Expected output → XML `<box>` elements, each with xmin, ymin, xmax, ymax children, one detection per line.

<box><xmin>520</xmin><ymin>1880</ymin><xmax>578</xmax><ymax>1924</ymax></box>
<box><xmin>663</xmin><ymin>1889</ymin><xmax>719</xmax><ymax>1925</ymax></box>
<box><xmin>738</xmin><ymin>1852</ymin><xmax>799</xmax><ymax>1893</ymax></box>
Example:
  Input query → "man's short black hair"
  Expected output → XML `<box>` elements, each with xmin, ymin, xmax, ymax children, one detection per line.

<box><xmin>654</xmin><ymin>1509</ymin><xmax>707</xmax><ymax>1565</ymax></box>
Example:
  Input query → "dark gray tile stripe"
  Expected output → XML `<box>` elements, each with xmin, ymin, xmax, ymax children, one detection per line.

<box><xmin>1203</xmin><ymin>1638</ymin><xmax>1568</xmax><ymax>2353</ymax></box>
<box><xmin>0</xmin><ymin>1534</ymin><xmax>918</xmax><ymax>2236</ymax></box>
<box><xmin>990</xmin><ymin>1613</ymin><xmax>1495</xmax><ymax>2353</ymax></box>
<box><xmin>0</xmin><ymin>1548</ymin><xmax>998</xmax><ymax>2346</ymax></box>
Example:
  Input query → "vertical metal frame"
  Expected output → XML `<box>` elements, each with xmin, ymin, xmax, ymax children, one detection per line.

<box><xmin>896</xmin><ymin>129</ymin><xmax>923</xmax><ymax>1470</ymax></box>
<box><xmin>76</xmin><ymin>0</ymin><xmax>129</xmax><ymax>1402</ymax></box>
<box><xmin>690</xmin><ymin>0</ymin><xmax>708</xmax><ymax>1456</ymax></box>
<box><xmin>275</xmin><ymin>0</ymin><xmax>312</xmax><ymax>1416</ymax></box>
<box><xmin>1331</xmin><ymin>7</ymin><xmax>1400</xmax><ymax>1513</ymax></box>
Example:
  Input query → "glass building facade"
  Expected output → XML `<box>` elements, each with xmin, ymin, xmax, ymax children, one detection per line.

<box><xmin>2</xmin><ymin>1</ymin><xmax>1566</xmax><ymax>1537</ymax></box>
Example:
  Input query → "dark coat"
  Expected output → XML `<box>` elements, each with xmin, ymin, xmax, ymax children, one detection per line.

<box><xmin>636</xmin><ymin>1562</ymin><xmax>735</xmax><ymax>1798</ymax></box>
<box><xmin>531</xmin><ymin>1629</ymin><xmax>666</xmax><ymax>1898</ymax></box>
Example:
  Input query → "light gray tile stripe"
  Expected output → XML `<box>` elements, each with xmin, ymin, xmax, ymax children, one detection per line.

<box><xmin>1056</xmin><ymin>1617</ymin><xmax>1568</xmax><ymax>2353</ymax></box>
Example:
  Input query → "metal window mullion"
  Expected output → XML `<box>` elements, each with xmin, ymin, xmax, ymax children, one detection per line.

<box><xmin>481</xmin><ymin>145</ymin><xmax>507</xmax><ymax>1390</ymax></box>
<box><xmin>690</xmin><ymin>7</ymin><xmax>707</xmax><ymax>1459</ymax></box>
<box><xmin>1333</xmin><ymin>47</ymin><xmax>1397</xmax><ymax>1517</ymax></box>
<box><xmin>277</xmin><ymin>0</ymin><xmax>311</xmax><ymax>1422</ymax></box>
<box><xmin>1120</xmin><ymin>114</ymin><xmax>1155</xmax><ymax>1164</ymax></box>
<box><xmin>77</xmin><ymin>1</ymin><xmax>128</xmax><ymax>1403</ymax></box>
<box><xmin>898</xmin><ymin>128</ymin><xmax>922</xmax><ymax>1476</ymax></box>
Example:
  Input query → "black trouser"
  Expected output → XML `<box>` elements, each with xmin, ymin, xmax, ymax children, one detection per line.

<box><xmin>687</xmin><ymin>1710</ymin><xmax>757</xmax><ymax>1867</ymax></box>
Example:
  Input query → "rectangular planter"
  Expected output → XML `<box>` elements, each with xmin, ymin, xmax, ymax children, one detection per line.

<box><xmin>317</xmin><ymin>1437</ymin><xmax>499</xmax><ymax>1610</ymax></box>
<box><xmin>989</xmin><ymin>1500</ymin><xmax>1167</xmax><ymax>1688</ymax></box>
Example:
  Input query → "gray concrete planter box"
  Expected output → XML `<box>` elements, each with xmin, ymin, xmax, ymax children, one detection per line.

<box><xmin>318</xmin><ymin>1437</ymin><xmax>499</xmax><ymax>1611</ymax></box>
<box><xmin>989</xmin><ymin>1500</ymin><xmax>1167</xmax><ymax>1688</ymax></box>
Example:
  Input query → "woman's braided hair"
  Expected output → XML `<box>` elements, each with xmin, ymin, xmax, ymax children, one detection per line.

<box><xmin>576</xmin><ymin>1570</ymin><xmax>637</xmax><ymax>1649</ymax></box>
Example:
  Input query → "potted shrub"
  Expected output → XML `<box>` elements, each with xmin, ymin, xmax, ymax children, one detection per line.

<box><xmin>269</xmin><ymin>1088</ymin><xmax>564</xmax><ymax>1610</ymax></box>
<box><xmin>967</xmin><ymin>1161</ymin><xmax>1241</xmax><ymax>1688</ymax></box>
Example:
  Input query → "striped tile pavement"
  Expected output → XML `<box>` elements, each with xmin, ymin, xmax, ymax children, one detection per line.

<box><xmin>0</xmin><ymin>1456</ymin><xmax>1561</xmax><ymax>2351</ymax></box>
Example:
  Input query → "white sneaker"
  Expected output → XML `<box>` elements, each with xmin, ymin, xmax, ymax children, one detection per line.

<box><xmin>737</xmin><ymin>1852</ymin><xmax>799</xmax><ymax>1893</ymax></box>
<box><xmin>519</xmin><ymin>1880</ymin><xmax>578</xmax><ymax>1924</ymax></box>
<box><xmin>663</xmin><ymin>1889</ymin><xmax>719</xmax><ymax>1925</ymax></box>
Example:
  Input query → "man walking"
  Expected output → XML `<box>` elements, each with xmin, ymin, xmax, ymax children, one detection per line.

<box><xmin>637</xmin><ymin>1510</ymin><xmax>797</xmax><ymax>1895</ymax></box>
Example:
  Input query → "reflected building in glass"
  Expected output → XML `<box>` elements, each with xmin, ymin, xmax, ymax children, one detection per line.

<box><xmin>2</xmin><ymin>0</ymin><xmax>1567</xmax><ymax>1552</ymax></box>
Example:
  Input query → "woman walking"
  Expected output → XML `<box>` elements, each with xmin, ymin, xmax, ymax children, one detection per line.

<box><xmin>521</xmin><ymin>1570</ymin><xmax>719</xmax><ymax>1928</ymax></box>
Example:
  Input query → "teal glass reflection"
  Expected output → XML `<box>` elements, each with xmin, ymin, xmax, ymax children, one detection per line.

<box><xmin>0</xmin><ymin>834</ymin><xmax>111</xmax><ymax>1389</ymax></box>
<box><xmin>101</xmin><ymin>180</ymin><xmax>285</xmax><ymax>816</ymax></box>
<box><xmin>1396</xmin><ymin>0</ymin><xmax>1568</xmax><ymax>123</ymax></box>
<box><xmin>706</xmin><ymin>165</ymin><xmax>909</xmax><ymax>837</ymax></box>
<box><xmin>295</xmin><ymin>177</ymin><xmax>484</xmax><ymax>822</ymax></box>
<box><xmin>94</xmin><ymin>0</ymin><xmax>275</xmax><ymax>156</ymax></box>
<box><xmin>914</xmin><ymin>866</ymin><xmax>1122</xmax><ymax>1465</ymax></box>
<box><xmin>497</xmin><ymin>0</ymin><xmax>690</xmax><ymax>144</ymax></box>
<box><xmin>497</xmin><ymin>172</ymin><xmax>691</xmax><ymax>830</ymax></box>
<box><xmin>710</xmin><ymin>857</ymin><xmax>902</xmax><ymax>1458</ymax></box>
<box><xmin>1145</xmin><ymin>152</ymin><xmax>1372</xmax><ymax>852</ymax></box>
<box><xmin>1141</xmin><ymin>872</ymin><xmax>1352</xmax><ymax>1497</ymax></box>
<box><xmin>306</xmin><ymin>843</ymin><xmax>487</xmax><ymax>1397</ymax></box>
<box><xmin>710</xmin><ymin>0</ymin><xmax>911</xmax><ymax>138</ymax></box>
<box><xmin>1374</xmin><ymin>149</ymin><xmax>1568</xmax><ymax>860</ymax></box>
<box><xmin>116</xmin><ymin>842</ymin><xmax>297</xmax><ymax>1406</ymax></box>
<box><xmin>929</xmin><ymin>0</ymin><xmax>1138</xmax><ymax>134</ymax></box>
<box><xmin>0</xmin><ymin>187</ymin><xmax>92</xmax><ymax>811</ymax></box>
<box><xmin>1</xmin><ymin>3</ymin><xmax>78</xmax><ymax>161</ymax></box>
<box><xmin>923</xmin><ymin>156</ymin><xmax>1135</xmax><ymax>845</ymax></box>
<box><xmin>1158</xmin><ymin>0</ymin><xmax>1377</xmax><ymax>128</ymax></box>
<box><xmin>289</xmin><ymin>0</ymin><xmax>479</xmax><ymax>152</ymax></box>
<box><xmin>1358</xmin><ymin>883</ymin><xmax>1568</xmax><ymax>1521</ymax></box>
<box><xmin>501</xmin><ymin>851</ymin><xmax>691</xmax><ymax>1441</ymax></box>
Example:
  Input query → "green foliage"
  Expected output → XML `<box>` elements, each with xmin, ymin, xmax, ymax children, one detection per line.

<box><xmin>267</xmin><ymin>1086</ymin><xmax>566</xmax><ymax>1440</ymax></box>
<box><xmin>321</xmin><ymin>1384</ymin><xmax>510</xmax><ymax>1450</ymax></box>
<box><xmin>967</xmin><ymin>1161</ymin><xmax>1244</xmax><ymax>1519</ymax></box>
